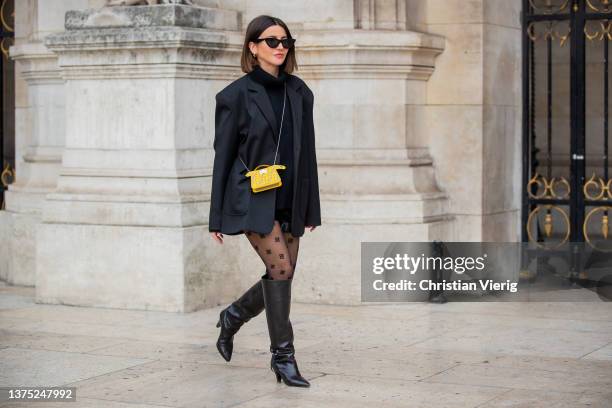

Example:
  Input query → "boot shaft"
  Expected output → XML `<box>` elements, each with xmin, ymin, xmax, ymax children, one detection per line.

<box><xmin>261</xmin><ymin>277</ymin><xmax>294</xmax><ymax>352</ymax></box>
<box><xmin>231</xmin><ymin>277</ymin><xmax>266</xmax><ymax>318</ymax></box>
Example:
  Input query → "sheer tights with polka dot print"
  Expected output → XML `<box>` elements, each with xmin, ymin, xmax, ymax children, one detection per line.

<box><xmin>244</xmin><ymin>220</ymin><xmax>300</xmax><ymax>280</ymax></box>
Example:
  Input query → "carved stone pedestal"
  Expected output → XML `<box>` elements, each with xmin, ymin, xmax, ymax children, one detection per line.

<box><xmin>39</xmin><ymin>4</ymin><xmax>241</xmax><ymax>311</ymax></box>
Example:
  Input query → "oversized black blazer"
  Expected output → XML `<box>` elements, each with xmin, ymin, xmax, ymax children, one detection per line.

<box><xmin>208</xmin><ymin>71</ymin><xmax>321</xmax><ymax>237</ymax></box>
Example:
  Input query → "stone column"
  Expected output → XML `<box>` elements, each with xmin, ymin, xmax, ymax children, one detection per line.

<box><xmin>407</xmin><ymin>0</ymin><xmax>523</xmax><ymax>242</ymax></box>
<box><xmin>39</xmin><ymin>4</ymin><xmax>242</xmax><ymax>312</ymax></box>
<box><xmin>1</xmin><ymin>0</ymin><xmax>90</xmax><ymax>286</ymax></box>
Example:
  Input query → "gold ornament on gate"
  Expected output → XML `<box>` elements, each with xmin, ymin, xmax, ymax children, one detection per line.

<box><xmin>583</xmin><ymin>172</ymin><xmax>612</xmax><ymax>200</ymax></box>
<box><xmin>583</xmin><ymin>206</ymin><xmax>612</xmax><ymax>252</ymax></box>
<box><xmin>527</xmin><ymin>172</ymin><xmax>571</xmax><ymax>199</ymax></box>
<box><xmin>526</xmin><ymin>205</ymin><xmax>570</xmax><ymax>249</ymax></box>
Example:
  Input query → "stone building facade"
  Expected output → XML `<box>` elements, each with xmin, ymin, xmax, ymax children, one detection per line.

<box><xmin>0</xmin><ymin>0</ymin><xmax>521</xmax><ymax>311</ymax></box>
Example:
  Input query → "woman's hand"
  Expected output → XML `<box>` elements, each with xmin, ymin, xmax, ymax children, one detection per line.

<box><xmin>210</xmin><ymin>231</ymin><xmax>224</xmax><ymax>244</ymax></box>
<box><xmin>305</xmin><ymin>225</ymin><xmax>317</xmax><ymax>232</ymax></box>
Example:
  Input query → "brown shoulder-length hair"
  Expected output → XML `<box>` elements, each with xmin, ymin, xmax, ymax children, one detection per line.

<box><xmin>240</xmin><ymin>15</ymin><xmax>298</xmax><ymax>74</ymax></box>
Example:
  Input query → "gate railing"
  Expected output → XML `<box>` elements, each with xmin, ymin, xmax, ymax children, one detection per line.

<box><xmin>0</xmin><ymin>0</ymin><xmax>13</xmax><ymax>211</ymax></box>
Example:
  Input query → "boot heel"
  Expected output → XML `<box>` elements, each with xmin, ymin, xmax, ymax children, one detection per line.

<box><xmin>270</xmin><ymin>365</ymin><xmax>282</xmax><ymax>383</ymax></box>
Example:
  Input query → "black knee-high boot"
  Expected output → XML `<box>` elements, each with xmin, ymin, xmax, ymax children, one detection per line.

<box><xmin>261</xmin><ymin>275</ymin><xmax>310</xmax><ymax>387</ymax></box>
<box><xmin>216</xmin><ymin>274</ymin><xmax>266</xmax><ymax>362</ymax></box>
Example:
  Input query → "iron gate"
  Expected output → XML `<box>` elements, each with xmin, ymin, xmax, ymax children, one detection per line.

<box><xmin>522</xmin><ymin>0</ymin><xmax>612</xmax><ymax>284</ymax></box>
<box><xmin>0</xmin><ymin>0</ymin><xmax>13</xmax><ymax>210</ymax></box>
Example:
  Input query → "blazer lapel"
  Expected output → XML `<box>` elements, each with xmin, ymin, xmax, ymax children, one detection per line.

<box><xmin>286</xmin><ymin>78</ymin><xmax>302</xmax><ymax>181</ymax></box>
<box><xmin>247</xmin><ymin>73</ymin><xmax>304</xmax><ymax>173</ymax></box>
<box><xmin>247</xmin><ymin>76</ymin><xmax>278</xmax><ymax>145</ymax></box>
<box><xmin>285</xmin><ymin>76</ymin><xmax>304</xmax><ymax>206</ymax></box>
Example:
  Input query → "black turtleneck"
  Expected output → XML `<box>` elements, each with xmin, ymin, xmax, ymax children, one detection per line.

<box><xmin>248</xmin><ymin>64</ymin><xmax>294</xmax><ymax>211</ymax></box>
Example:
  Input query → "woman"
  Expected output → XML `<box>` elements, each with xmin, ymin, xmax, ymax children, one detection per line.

<box><xmin>209</xmin><ymin>15</ymin><xmax>321</xmax><ymax>388</ymax></box>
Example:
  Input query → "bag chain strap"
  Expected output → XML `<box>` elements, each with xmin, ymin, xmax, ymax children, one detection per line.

<box><xmin>239</xmin><ymin>82</ymin><xmax>287</xmax><ymax>172</ymax></box>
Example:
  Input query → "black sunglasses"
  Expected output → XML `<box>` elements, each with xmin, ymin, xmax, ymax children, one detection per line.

<box><xmin>253</xmin><ymin>37</ymin><xmax>296</xmax><ymax>49</ymax></box>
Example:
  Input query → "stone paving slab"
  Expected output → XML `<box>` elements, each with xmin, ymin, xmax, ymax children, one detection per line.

<box><xmin>0</xmin><ymin>281</ymin><xmax>611</xmax><ymax>408</ymax></box>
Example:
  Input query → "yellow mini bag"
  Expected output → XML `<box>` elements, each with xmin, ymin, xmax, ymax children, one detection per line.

<box><xmin>245</xmin><ymin>164</ymin><xmax>287</xmax><ymax>193</ymax></box>
<box><xmin>239</xmin><ymin>82</ymin><xmax>287</xmax><ymax>193</ymax></box>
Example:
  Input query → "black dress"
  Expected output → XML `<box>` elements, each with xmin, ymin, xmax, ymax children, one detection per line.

<box><xmin>248</xmin><ymin>65</ymin><xmax>295</xmax><ymax>233</ymax></box>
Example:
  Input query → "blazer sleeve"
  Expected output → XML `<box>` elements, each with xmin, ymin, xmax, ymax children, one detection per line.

<box><xmin>304</xmin><ymin>88</ymin><xmax>321</xmax><ymax>227</ymax></box>
<box><xmin>209</xmin><ymin>91</ymin><xmax>239</xmax><ymax>232</ymax></box>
